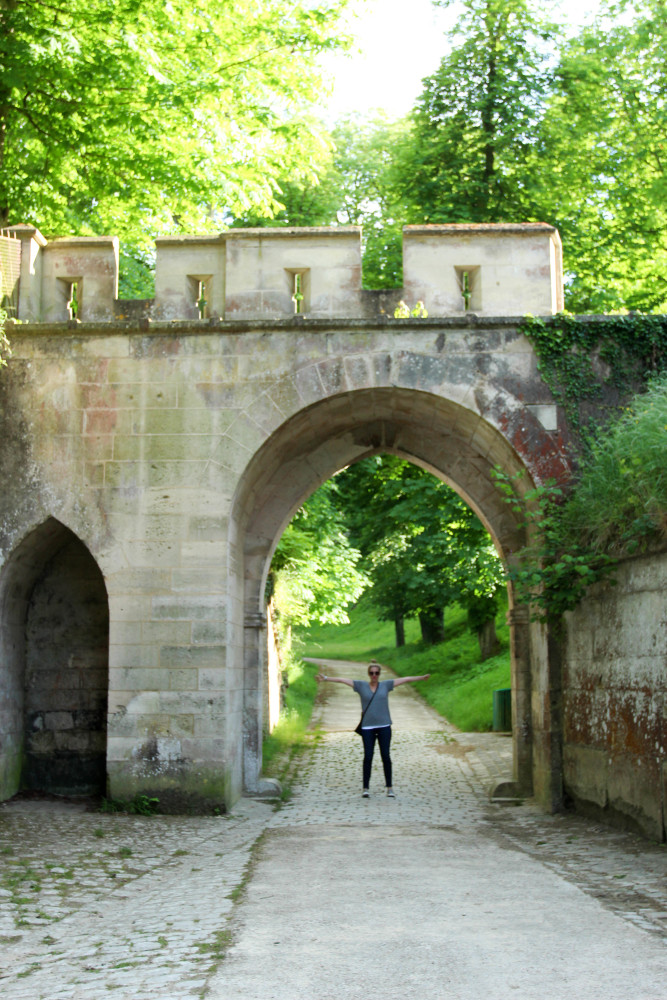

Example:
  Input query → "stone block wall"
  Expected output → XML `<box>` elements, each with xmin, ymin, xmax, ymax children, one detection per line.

<box><xmin>153</xmin><ymin>235</ymin><xmax>226</xmax><ymax>321</ymax></box>
<box><xmin>0</xmin><ymin>315</ymin><xmax>571</xmax><ymax>812</ymax></box>
<box><xmin>7</xmin><ymin>223</ymin><xmax>564</xmax><ymax>324</ymax></box>
<box><xmin>223</xmin><ymin>228</ymin><xmax>363</xmax><ymax>320</ymax></box>
<box><xmin>562</xmin><ymin>550</ymin><xmax>667</xmax><ymax>841</ymax></box>
<box><xmin>403</xmin><ymin>223</ymin><xmax>563</xmax><ymax>317</ymax></box>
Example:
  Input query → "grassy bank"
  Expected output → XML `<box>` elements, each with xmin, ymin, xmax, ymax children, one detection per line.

<box><xmin>261</xmin><ymin>655</ymin><xmax>320</xmax><ymax>779</ymax></box>
<box><xmin>299</xmin><ymin>596</ymin><xmax>511</xmax><ymax>731</ymax></box>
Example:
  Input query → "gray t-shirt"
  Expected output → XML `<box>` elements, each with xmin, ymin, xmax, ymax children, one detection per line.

<box><xmin>353</xmin><ymin>679</ymin><xmax>395</xmax><ymax>728</ymax></box>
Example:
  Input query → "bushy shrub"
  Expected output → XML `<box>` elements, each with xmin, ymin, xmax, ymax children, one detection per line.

<box><xmin>498</xmin><ymin>376</ymin><xmax>667</xmax><ymax>622</ymax></box>
<box><xmin>561</xmin><ymin>374</ymin><xmax>667</xmax><ymax>553</ymax></box>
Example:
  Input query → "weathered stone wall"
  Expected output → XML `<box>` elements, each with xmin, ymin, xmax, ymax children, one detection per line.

<box><xmin>7</xmin><ymin>223</ymin><xmax>563</xmax><ymax>324</ymax></box>
<box><xmin>562</xmin><ymin>550</ymin><xmax>667</xmax><ymax>841</ymax></box>
<box><xmin>0</xmin><ymin>316</ymin><xmax>572</xmax><ymax>812</ymax></box>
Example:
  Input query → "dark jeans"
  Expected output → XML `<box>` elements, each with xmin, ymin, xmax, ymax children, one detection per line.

<box><xmin>361</xmin><ymin>726</ymin><xmax>392</xmax><ymax>789</ymax></box>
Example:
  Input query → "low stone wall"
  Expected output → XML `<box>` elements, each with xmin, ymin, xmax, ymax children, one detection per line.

<box><xmin>562</xmin><ymin>549</ymin><xmax>667</xmax><ymax>841</ymax></box>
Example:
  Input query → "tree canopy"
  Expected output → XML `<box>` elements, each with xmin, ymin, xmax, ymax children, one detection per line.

<box><xmin>403</xmin><ymin>0</ymin><xmax>555</xmax><ymax>223</ymax></box>
<box><xmin>269</xmin><ymin>457</ymin><xmax>505</xmax><ymax>653</ymax></box>
<box><xmin>398</xmin><ymin>0</ymin><xmax>667</xmax><ymax>312</ymax></box>
<box><xmin>534</xmin><ymin>0</ymin><xmax>667</xmax><ymax>311</ymax></box>
<box><xmin>334</xmin><ymin>456</ymin><xmax>505</xmax><ymax>650</ymax></box>
<box><xmin>0</xmin><ymin>0</ymin><xmax>350</xmax><ymax>245</ymax></box>
<box><xmin>269</xmin><ymin>479</ymin><xmax>368</xmax><ymax>629</ymax></box>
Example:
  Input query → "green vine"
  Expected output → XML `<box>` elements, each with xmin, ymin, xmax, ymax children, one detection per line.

<box><xmin>493</xmin><ymin>469</ymin><xmax>617</xmax><ymax>624</ymax></box>
<box><xmin>521</xmin><ymin>313</ymin><xmax>667</xmax><ymax>436</ymax></box>
<box><xmin>494</xmin><ymin>371</ymin><xmax>667</xmax><ymax>624</ymax></box>
<box><xmin>0</xmin><ymin>308</ymin><xmax>10</xmax><ymax>368</ymax></box>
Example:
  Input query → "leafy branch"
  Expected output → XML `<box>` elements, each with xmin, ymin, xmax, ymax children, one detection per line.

<box><xmin>493</xmin><ymin>373</ymin><xmax>667</xmax><ymax>623</ymax></box>
<box><xmin>493</xmin><ymin>468</ymin><xmax>617</xmax><ymax>624</ymax></box>
<box><xmin>0</xmin><ymin>309</ymin><xmax>10</xmax><ymax>368</ymax></box>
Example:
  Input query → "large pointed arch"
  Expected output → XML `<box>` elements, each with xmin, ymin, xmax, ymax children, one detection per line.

<box><xmin>229</xmin><ymin>387</ymin><xmax>544</xmax><ymax>798</ymax></box>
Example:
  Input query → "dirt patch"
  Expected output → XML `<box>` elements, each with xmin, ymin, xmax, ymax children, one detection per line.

<box><xmin>429</xmin><ymin>742</ymin><xmax>474</xmax><ymax>757</ymax></box>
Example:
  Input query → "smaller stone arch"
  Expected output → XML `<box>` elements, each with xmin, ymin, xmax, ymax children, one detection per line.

<box><xmin>0</xmin><ymin>517</ymin><xmax>110</xmax><ymax>800</ymax></box>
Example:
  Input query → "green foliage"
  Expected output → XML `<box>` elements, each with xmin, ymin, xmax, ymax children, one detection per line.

<box><xmin>393</xmin><ymin>0</ymin><xmax>667</xmax><ymax>312</ymax></box>
<box><xmin>521</xmin><ymin>313</ymin><xmax>667</xmax><ymax>433</ymax></box>
<box><xmin>403</xmin><ymin>0</ymin><xmax>555</xmax><ymax>222</ymax></box>
<box><xmin>117</xmin><ymin>248</ymin><xmax>156</xmax><ymax>301</ymax></box>
<box><xmin>335</xmin><ymin>456</ymin><xmax>505</xmax><ymax>643</ymax></box>
<box><xmin>430</xmin><ymin>654</ymin><xmax>510</xmax><ymax>733</ymax></box>
<box><xmin>558</xmin><ymin>375</ymin><xmax>667</xmax><ymax>554</ymax></box>
<box><xmin>270</xmin><ymin>479</ymin><xmax>368</xmax><ymax>629</ymax></box>
<box><xmin>494</xmin><ymin>470</ymin><xmax>617</xmax><ymax>622</ymax></box>
<box><xmin>535</xmin><ymin>0</ymin><xmax>667</xmax><ymax>312</ymax></box>
<box><xmin>494</xmin><ymin>377</ymin><xmax>667</xmax><ymax>621</ymax></box>
<box><xmin>299</xmin><ymin>591</ymin><xmax>423</xmax><ymax>660</ymax></box>
<box><xmin>100</xmin><ymin>794</ymin><xmax>160</xmax><ymax>816</ymax></box>
<box><xmin>0</xmin><ymin>0</ymin><xmax>351</xmax><ymax>266</ymax></box>
<box><xmin>262</xmin><ymin>655</ymin><xmax>319</xmax><ymax>773</ymax></box>
<box><xmin>301</xmin><ymin>597</ymin><xmax>510</xmax><ymax>731</ymax></box>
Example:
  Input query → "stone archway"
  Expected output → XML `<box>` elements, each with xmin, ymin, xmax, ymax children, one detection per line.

<box><xmin>0</xmin><ymin>517</ymin><xmax>110</xmax><ymax>800</ymax></box>
<box><xmin>230</xmin><ymin>386</ymin><xmax>545</xmax><ymax>799</ymax></box>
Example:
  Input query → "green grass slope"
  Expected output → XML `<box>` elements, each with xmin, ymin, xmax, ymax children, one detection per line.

<box><xmin>299</xmin><ymin>595</ymin><xmax>511</xmax><ymax>731</ymax></box>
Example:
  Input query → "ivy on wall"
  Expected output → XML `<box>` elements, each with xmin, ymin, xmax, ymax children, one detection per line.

<box><xmin>506</xmin><ymin>315</ymin><xmax>667</xmax><ymax>623</ymax></box>
<box><xmin>521</xmin><ymin>313</ymin><xmax>667</xmax><ymax>435</ymax></box>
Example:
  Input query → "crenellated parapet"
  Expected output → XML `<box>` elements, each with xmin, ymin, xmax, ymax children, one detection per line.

<box><xmin>4</xmin><ymin>222</ymin><xmax>563</xmax><ymax>324</ymax></box>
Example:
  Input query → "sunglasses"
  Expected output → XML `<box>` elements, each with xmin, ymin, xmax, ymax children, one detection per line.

<box><xmin>369</xmin><ymin>670</ymin><xmax>380</xmax><ymax>676</ymax></box>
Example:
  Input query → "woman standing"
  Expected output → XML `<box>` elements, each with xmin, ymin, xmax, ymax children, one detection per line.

<box><xmin>316</xmin><ymin>660</ymin><xmax>430</xmax><ymax>797</ymax></box>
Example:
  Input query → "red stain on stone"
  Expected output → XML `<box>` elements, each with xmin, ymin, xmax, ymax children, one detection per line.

<box><xmin>83</xmin><ymin>360</ymin><xmax>118</xmax><ymax>434</ymax></box>
<box><xmin>497</xmin><ymin>406</ymin><xmax>573</xmax><ymax>486</ymax></box>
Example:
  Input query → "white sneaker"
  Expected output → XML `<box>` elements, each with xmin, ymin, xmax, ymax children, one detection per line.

<box><xmin>387</xmin><ymin>788</ymin><xmax>395</xmax><ymax>798</ymax></box>
<box><xmin>362</xmin><ymin>790</ymin><xmax>370</xmax><ymax>798</ymax></box>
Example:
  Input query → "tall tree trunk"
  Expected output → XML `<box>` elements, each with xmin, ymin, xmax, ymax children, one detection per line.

<box><xmin>394</xmin><ymin>616</ymin><xmax>405</xmax><ymax>648</ymax></box>
<box><xmin>477</xmin><ymin>618</ymin><xmax>500</xmax><ymax>661</ymax></box>
<box><xmin>0</xmin><ymin>104</ymin><xmax>9</xmax><ymax>225</ymax></box>
<box><xmin>419</xmin><ymin>608</ymin><xmax>445</xmax><ymax>645</ymax></box>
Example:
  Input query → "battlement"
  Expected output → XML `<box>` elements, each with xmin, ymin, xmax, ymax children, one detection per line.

<box><xmin>3</xmin><ymin>222</ymin><xmax>563</xmax><ymax>324</ymax></box>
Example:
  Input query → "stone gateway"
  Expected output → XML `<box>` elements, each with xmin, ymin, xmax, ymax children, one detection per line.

<box><xmin>0</xmin><ymin>223</ymin><xmax>664</xmax><ymax>839</ymax></box>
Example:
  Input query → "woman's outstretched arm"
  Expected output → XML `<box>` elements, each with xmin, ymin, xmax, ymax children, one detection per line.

<box><xmin>316</xmin><ymin>673</ymin><xmax>355</xmax><ymax>688</ymax></box>
<box><xmin>393</xmin><ymin>674</ymin><xmax>430</xmax><ymax>687</ymax></box>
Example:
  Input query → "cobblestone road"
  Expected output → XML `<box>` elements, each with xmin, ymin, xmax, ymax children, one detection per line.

<box><xmin>1</xmin><ymin>661</ymin><xmax>665</xmax><ymax>998</ymax></box>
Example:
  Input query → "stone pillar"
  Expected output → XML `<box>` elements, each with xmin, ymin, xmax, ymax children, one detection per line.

<box><xmin>490</xmin><ymin>604</ymin><xmax>534</xmax><ymax>800</ymax></box>
<box><xmin>509</xmin><ymin>605</ymin><xmax>533</xmax><ymax>794</ymax></box>
<box><xmin>544</xmin><ymin>624</ymin><xmax>565</xmax><ymax>812</ymax></box>
<box><xmin>243</xmin><ymin>612</ymin><xmax>266</xmax><ymax>793</ymax></box>
<box><xmin>6</xmin><ymin>224</ymin><xmax>46</xmax><ymax>322</ymax></box>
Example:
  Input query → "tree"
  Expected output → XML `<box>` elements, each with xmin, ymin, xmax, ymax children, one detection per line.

<box><xmin>336</xmin><ymin>456</ymin><xmax>505</xmax><ymax>652</ymax></box>
<box><xmin>269</xmin><ymin>479</ymin><xmax>368</xmax><ymax>631</ymax></box>
<box><xmin>531</xmin><ymin>0</ymin><xmax>667</xmax><ymax>312</ymax></box>
<box><xmin>402</xmin><ymin>0</ymin><xmax>555</xmax><ymax>223</ymax></box>
<box><xmin>394</xmin><ymin>0</ymin><xmax>667</xmax><ymax>312</ymax></box>
<box><xmin>0</xmin><ymin>0</ymin><xmax>351</xmax><ymax>283</ymax></box>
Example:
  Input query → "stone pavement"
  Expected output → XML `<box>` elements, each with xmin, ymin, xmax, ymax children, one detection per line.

<box><xmin>1</xmin><ymin>659</ymin><xmax>666</xmax><ymax>998</ymax></box>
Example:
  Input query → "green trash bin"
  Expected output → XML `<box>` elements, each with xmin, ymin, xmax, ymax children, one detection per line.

<box><xmin>492</xmin><ymin>688</ymin><xmax>512</xmax><ymax>732</ymax></box>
